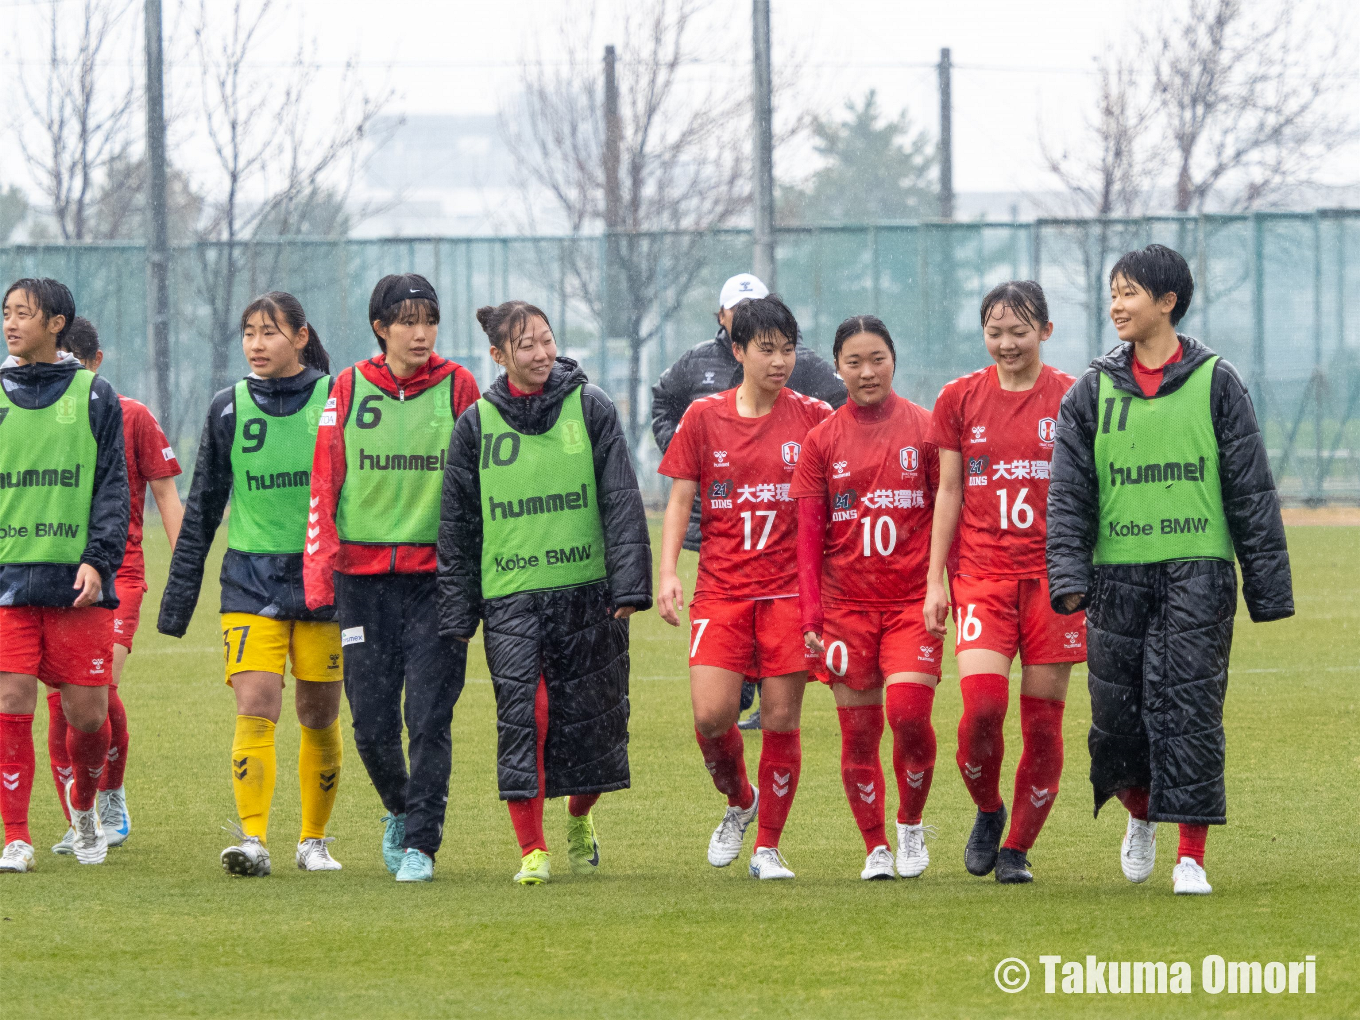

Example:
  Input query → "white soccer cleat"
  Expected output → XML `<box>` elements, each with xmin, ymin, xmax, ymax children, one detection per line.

<box><xmin>895</xmin><ymin>821</ymin><xmax>933</xmax><ymax>878</ymax></box>
<box><xmin>296</xmin><ymin>837</ymin><xmax>343</xmax><ymax>872</ymax></box>
<box><xmin>707</xmin><ymin>789</ymin><xmax>759</xmax><ymax>867</ymax></box>
<box><xmin>861</xmin><ymin>844</ymin><xmax>896</xmax><ymax>881</ymax></box>
<box><xmin>66</xmin><ymin>780</ymin><xmax>108</xmax><ymax>865</ymax></box>
<box><xmin>97</xmin><ymin>787</ymin><xmax>131</xmax><ymax>848</ymax></box>
<box><xmin>51</xmin><ymin>827</ymin><xmax>76</xmax><ymax>856</ymax></box>
<box><xmin>1120</xmin><ymin>815</ymin><xmax>1157</xmax><ymax>883</ymax></box>
<box><xmin>0</xmin><ymin>841</ymin><xmax>36</xmax><ymax>873</ymax></box>
<box><xmin>221</xmin><ymin>824</ymin><xmax>271</xmax><ymax>877</ymax></box>
<box><xmin>1172</xmin><ymin>856</ymin><xmax>1212</xmax><ymax>895</ymax></box>
<box><xmin>748</xmin><ymin>846</ymin><xmax>795</xmax><ymax>880</ymax></box>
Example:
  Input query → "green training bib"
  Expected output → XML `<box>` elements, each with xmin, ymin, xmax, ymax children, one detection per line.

<box><xmin>1093</xmin><ymin>356</ymin><xmax>1234</xmax><ymax>565</ymax></box>
<box><xmin>478</xmin><ymin>386</ymin><xmax>607</xmax><ymax>598</ymax></box>
<box><xmin>336</xmin><ymin>370</ymin><xmax>453</xmax><ymax>545</ymax></box>
<box><xmin>0</xmin><ymin>369</ymin><xmax>97</xmax><ymax>565</ymax></box>
<box><xmin>227</xmin><ymin>375</ymin><xmax>329</xmax><ymax>555</ymax></box>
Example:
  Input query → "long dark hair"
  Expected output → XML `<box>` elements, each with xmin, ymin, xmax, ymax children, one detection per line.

<box><xmin>475</xmin><ymin>300</ymin><xmax>552</xmax><ymax>351</ymax></box>
<box><xmin>4</xmin><ymin>277</ymin><xmax>75</xmax><ymax>342</ymax></box>
<box><xmin>980</xmin><ymin>280</ymin><xmax>1049</xmax><ymax>331</ymax></box>
<box><xmin>239</xmin><ymin>291</ymin><xmax>329</xmax><ymax>372</ymax></box>
<box><xmin>832</xmin><ymin>314</ymin><xmax>896</xmax><ymax>364</ymax></box>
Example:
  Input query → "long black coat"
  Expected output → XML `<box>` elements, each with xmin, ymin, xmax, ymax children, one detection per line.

<box><xmin>437</xmin><ymin>359</ymin><xmax>652</xmax><ymax>799</ymax></box>
<box><xmin>1046</xmin><ymin>337</ymin><xmax>1293</xmax><ymax>824</ymax></box>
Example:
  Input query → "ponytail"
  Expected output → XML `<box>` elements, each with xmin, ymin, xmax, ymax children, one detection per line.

<box><xmin>300</xmin><ymin>321</ymin><xmax>330</xmax><ymax>373</ymax></box>
<box><xmin>239</xmin><ymin>291</ymin><xmax>328</xmax><ymax>374</ymax></box>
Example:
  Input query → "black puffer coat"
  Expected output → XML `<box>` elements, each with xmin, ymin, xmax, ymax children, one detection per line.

<box><xmin>1047</xmin><ymin>337</ymin><xmax>1293</xmax><ymax>824</ymax></box>
<box><xmin>437</xmin><ymin>359</ymin><xmax>652</xmax><ymax>799</ymax></box>
<box><xmin>650</xmin><ymin>328</ymin><xmax>846</xmax><ymax>549</ymax></box>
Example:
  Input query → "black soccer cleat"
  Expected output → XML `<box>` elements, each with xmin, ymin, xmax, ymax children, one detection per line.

<box><xmin>964</xmin><ymin>804</ymin><xmax>1007</xmax><ymax>876</ymax></box>
<box><xmin>737</xmin><ymin>708</ymin><xmax>762</xmax><ymax>732</ymax></box>
<box><xmin>994</xmin><ymin>846</ymin><xmax>1033</xmax><ymax>884</ymax></box>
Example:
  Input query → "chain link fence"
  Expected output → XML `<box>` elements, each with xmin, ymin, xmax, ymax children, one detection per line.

<box><xmin>3</xmin><ymin>210</ymin><xmax>1357</xmax><ymax>502</ymax></box>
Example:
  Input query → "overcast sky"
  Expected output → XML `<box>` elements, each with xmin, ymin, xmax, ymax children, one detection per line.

<box><xmin>3</xmin><ymin>0</ymin><xmax>1357</xmax><ymax>207</ymax></box>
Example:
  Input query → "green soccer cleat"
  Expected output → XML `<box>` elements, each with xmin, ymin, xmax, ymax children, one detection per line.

<box><xmin>565</xmin><ymin>807</ymin><xmax>600</xmax><ymax>875</ymax></box>
<box><xmin>381</xmin><ymin>812</ymin><xmax>407</xmax><ymax>874</ymax></box>
<box><xmin>514</xmin><ymin>848</ymin><xmax>551</xmax><ymax>885</ymax></box>
<box><xmin>395</xmin><ymin>848</ymin><xmax>434</xmax><ymax>883</ymax></box>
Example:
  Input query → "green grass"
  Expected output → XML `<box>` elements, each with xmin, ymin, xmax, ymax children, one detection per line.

<box><xmin>4</xmin><ymin>524</ymin><xmax>1358</xmax><ymax>1018</ymax></box>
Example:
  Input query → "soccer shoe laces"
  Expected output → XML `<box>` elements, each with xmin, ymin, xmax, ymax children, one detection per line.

<box><xmin>715</xmin><ymin>804</ymin><xmax>750</xmax><ymax>845</ymax></box>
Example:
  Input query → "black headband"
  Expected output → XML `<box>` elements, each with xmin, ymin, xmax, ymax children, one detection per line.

<box><xmin>371</xmin><ymin>274</ymin><xmax>439</xmax><ymax>320</ymax></box>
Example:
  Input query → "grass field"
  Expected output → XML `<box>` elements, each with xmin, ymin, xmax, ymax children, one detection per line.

<box><xmin>5</xmin><ymin>523</ymin><xmax>1358</xmax><ymax>1018</ymax></box>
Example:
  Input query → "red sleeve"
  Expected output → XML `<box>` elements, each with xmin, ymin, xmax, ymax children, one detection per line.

<box><xmin>928</xmin><ymin>384</ymin><xmax>961</xmax><ymax>451</ymax></box>
<box><xmin>305</xmin><ymin>367</ymin><xmax>352</xmax><ymax>610</ymax></box>
<box><xmin>657</xmin><ymin>403</ymin><xmax>702</xmax><ymax>480</ymax></box>
<box><xmin>797</xmin><ymin>496</ymin><xmax>827</xmax><ymax>633</ymax></box>
<box><xmin>788</xmin><ymin>424</ymin><xmax>826</xmax><ymax>499</ymax></box>
<box><xmin>452</xmin><ymin>364</ymin><xmax>481</xmax><ymax>417</ymax></box>
<box><xmin>134</xmin><ymin>404</ymin><xmax>181</xmax><ymax>480</ymax></box>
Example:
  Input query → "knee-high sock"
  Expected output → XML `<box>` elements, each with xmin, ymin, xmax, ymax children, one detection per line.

<box><xmin>1003</xmin><ymin>696</ymin><xmax>1065</xmax><ymax>852</ymax></box>
<box><xmin>507</xmin><ymin>677</ymin><xmax>548</xmax><ymax>855</ymax></box>
<box><xmin>1116</xmin><ymin>786</ymin><xmax>1150</xmax><ymax>820</ymax></box>
<box><xmin>45</xmin><ymin>691</ymin><xmax>72</xmax><ymax>821</ymax></box>
<box><xmin>755</xmin><ymin>728</ymin><xmax>801</xmax><ymax>849</ymax></box>
<box><xmin>887</xmin><ymin>683</ymin><xmax>936</xmax><ymax>825</ymax></box>
<box><xmin>1178</xmin><ymin>825</ymin><xmax>1208</xmax><ymax>866</ymax></box>
<box><xmin>837</xmin><ymin>706</ymin><xmax>887</xmax><ymax>852</ymax></box>
<box><xmin>695</xmin><ymin>725</ymin><xmax>754</xmax><ymax>809</ymax></box>
<box><xmin>0</xmin><ymin>713</ymin><xmax>35</xmax><ymax>846</ymax></box>
<box><xmin>298</xmin><ymin>718</ymin><xmax>343</xmax><ymax>841</ymax></box>
<box><xmin>66</xmin><ymin>716</ymin><xmax>111</xmax><ymax>813</ymax></box>
<box><xmin>100</xmin><ymin>685</ymin><xmax>129</xmax><ymax>791</ymax></box>
<box><xmin>231</xmin><ymin>715</ymin><xmax>277</xmax><ymax>842</ymax></box>
<box><xmin>568</xmin><ymin>793</ymin><xmax>600</xmax><ymax>817</ymax></box>
<box><xmin>956</xmin><ymin>673</ymin><xmax>1008</xmax><ymax>813</ymax></box>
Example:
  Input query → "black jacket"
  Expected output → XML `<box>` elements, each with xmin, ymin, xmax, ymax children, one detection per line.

<box><xmin>1046</xmin><ymin>336</ymin><xmax>1293</xmax><ymax>623</ymax></box>
<box><xmin>158</xmin><ymin>368</ymin><xmax>333</xmax><ymax>637</ymax></box>
<box><xmin>437</xmin><ymin>358</ymin><xmax>652</xmax><ymax>638</ymax></box>
<box><xmin>0</xmin><ymin>354</ymin><xmax>128</xmax><ymax>609</ymax></box>
<box><xmin>651</xmin><ymin>328</ymin><xmax>846</xmax><ymax>549</ymax></box>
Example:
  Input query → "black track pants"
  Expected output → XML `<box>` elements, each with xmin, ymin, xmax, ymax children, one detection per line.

<box><xmin>336</xmin><ymin>572</ymin><xmax>467</xmax><ymax>858</ymax></box>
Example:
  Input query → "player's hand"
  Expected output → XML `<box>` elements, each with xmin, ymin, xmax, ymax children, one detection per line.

<box><xmin>803</xmin><ymin>630</ymin><xmax>825</xmax><ymax>656</ymax></box>
<box><xmin>1061</xmin><ymin>592</ymin><xmax>1084</xmax><ymax>613</ymax></box>
<box><xmin>657</xmin><ymin>573</ymin><xmax>685</xmax><ymax>627</ymax></box>
<box><xmin>71</xmin><ymin>563</ymin><xmax>102</xmax><ymax>608</ymax></box>
<box><xmin>613</xmin><ymin>606</ymin><xmax>636</xmax><ymax>620</ymax></box>
<box><xmin>923</xmin><ymin>578</ymin><xmax>950</xmax><ymax>639</ymax></box>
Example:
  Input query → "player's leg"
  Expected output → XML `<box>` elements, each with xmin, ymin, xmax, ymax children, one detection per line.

<box><xmin>53</xmin><ymin>607</ymin><xmax>114</xmax><ymax>865</ymax></box>
<box><xmin>0</xmin><ymin>624</ymin><xmax>40</xmax><ymax>873</ymax></box>
<box><xmin>97</xmin><ymin>580</ymin><xmax>142</xmax><ymax>848</ymax></box>
<box><xmin>44</xmin><ymin>690</ymin><xmax>75</xmax><ymax>854</ymax></box>
<box><xmin>291</xmin><ymin>620</ymin><xmax>345</xmax><ymax>872</ymax></box>
<box><xmin>508</xmin><ymin>678</ymin><xmax>550</xmax><ymax>885</ymax></box>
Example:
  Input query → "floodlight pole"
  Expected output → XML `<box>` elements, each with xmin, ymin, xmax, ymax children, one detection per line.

<box><xmin>752</xmin><ymin>0</ymin><xmax>776</xmax><ymax>288</ymax></box>
<box><xmin>144</xmin><ymin>0</ymin><xmax>171</xmax><ymax>425</ymax></box>
<box><xmin>938</xmin><ymin>47</ymin><xmax>953</xmax><ymax>220</ymax></box>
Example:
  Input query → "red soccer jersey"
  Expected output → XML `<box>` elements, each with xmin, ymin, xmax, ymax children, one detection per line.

<box><xmin>659</xmin><ymin>387</ymin><xmax>832</xmax><ymax>599</ymax></box>
<box><xmin>790</xmin><ymin>393</ymin><xmax>939</xmax><ymax>608</ymax></box>
<box><xmin>929</xmin><ymin>363</ymin><xmax>1075</xmax><ymax>580</ymax></box>
<box><xmin>118</xmin><ymin>395</ymin><xmax>181</xmax><ymax>586</ymax></box>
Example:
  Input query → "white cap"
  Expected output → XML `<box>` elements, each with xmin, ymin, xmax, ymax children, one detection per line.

<box><xmin>718</xmin><ymin>273</ymin><xmax>769</xmax><ymax>310</ymax></box>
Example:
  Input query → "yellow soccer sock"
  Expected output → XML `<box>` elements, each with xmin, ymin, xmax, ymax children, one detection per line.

<box><xmin>231</xmin><ymin>715</ymin><xmax>277</xmax><ymax>843</ymax></box>
<box><xmin>298</xmin><ymin>718</ymin><xmax>342</xmax><ymax>841</ymax></box>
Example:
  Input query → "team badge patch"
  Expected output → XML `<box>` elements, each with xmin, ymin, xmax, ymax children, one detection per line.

<box><xmin>1038</xmin><ymin>417</ymin><xmax>1057</xmax><ymax>443</ymax></box>
<box><xmin>900</xmin><ymin>447</ymin><xmax>919</xmax><ymax>472</ymax></box>
<box><xmin>781</xmin><ymin>442</ymin><xmax>801</xmax><ymax>466</ymax></box>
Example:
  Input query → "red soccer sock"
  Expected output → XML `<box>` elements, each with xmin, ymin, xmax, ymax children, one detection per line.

<box><xmin>0</xmin><ymin>713</ymin><xmax>35</xmax><ymax>846</ymax></box>
<box><xmin>568</xmin><ymin>793</ymin><xmax>600</xmax><ymax>817</ymax></box>
<box><xmin>1116</xmin><ymin>786</ymin><xmax>1150</xmax><ymax>821</ymax></box>
<box><xmin>66</xmin><ymin>716</ymin><xmax>111</xmax><ymax>813</ymax></box>
<box><xmin>887</xmin><ymin>682</ymin><xmax>936</xmax><ymax>826</ymax></box>
<box><xmin>755</xmin><ymin>728</ymin><xmax>801</xmax><ymax>849</ymax></box>
<box><xmin>956</xmin><ymin>673</ymin><xmax>1009</xmax><ymax>813</ymax></box>
<box><xmin>45</xmin><ymin>691</ymin><xmax>72</xmax><ymax>822</ymax></box>
<box><xmin>101</xmin><ymin>685</ymin><xmax>129</xmax><ymax>790</ymax></box>
<box><xmin>508</xmin><ymin>676</ymin><xmax>549</xmax><ymax>855</ymax></box>
<box><xmin>1178</xmin><ymin>824</ymin><xmax>1208</xmax><ymax>866</ymax></box>
<box><xmin>1003</xmin><ymin>696</ymin><xmax>1065</xmax><ymax>852</ymax></box>
<box><xmin>837</xmin><ymin>705</ymin><xmax>887</xmax><ymax>852</ymax></box>
<box><xmin>695</xmin><ymin>725</ymin><xmax>754</xmax><ymax>809</ymax></box>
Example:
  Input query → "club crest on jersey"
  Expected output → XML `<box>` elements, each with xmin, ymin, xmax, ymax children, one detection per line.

<box><xmin>713</xmin><ymin>450</ymin><xmax>729</xmax><ymax>466</ymax></box>
<box><xmin>832</xmin><ymin>459</ymin><xmax>850</xmax><ymax>479</ymax></box>
<box><xmin>900</xmin><ymin>446</ymin><xmax>919</xmax><ymax>472</ymax></box>
<box><xmin>970</xmin><ymin>425</ymin><xmax>987</xmax><ymax>444</ymax></box>
<box><xmin>781</xmin><ymin>442</ymin><xmax>801</xmax><ymax>466</ymax></box>
<box><xmin>1038</xmin><ymin>417</ymin><xmax>1057</xmax><ymax>444</ymax></box>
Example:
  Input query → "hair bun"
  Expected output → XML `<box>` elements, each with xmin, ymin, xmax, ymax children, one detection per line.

<box><xmin>475</xmin><ymin>306</ymin><xmax>496</xmax><ymax>333</ymax></box>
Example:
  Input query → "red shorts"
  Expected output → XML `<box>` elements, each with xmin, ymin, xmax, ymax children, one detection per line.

<box><xmin>688</xmin><ymin>596</ymin><xmax>815</xmax><ymax>678</ymax></box>
<box><xmin>0</xmin><ymin>605</ymin><xmax>116</xmax><ymax>687</ymax></box>
<box><xmin>112</xmin><ymin>578</ymin><xmax>145</xmax><ymax>651</ymax></box>
<box><xmin>818</xmin><ymin>601</ymin><xmax>942</xmax><ymax>689</ymax></box>
<box><xmin>950</xmin><ymin>574</ymin><xmax>1087</xmax><ymax>664</ymax></box>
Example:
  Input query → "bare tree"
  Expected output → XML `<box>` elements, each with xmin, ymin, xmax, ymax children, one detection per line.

<box><xmin>189</xmin><ymin>0</ymin><xmax>394</xmax><ymax>394</ymax></box>
<box><xmin>504</xmin><ymin>0</ymin><xmax>754</xmax><ymax>448</ymax></box>
<box><xmin>16</xmin><ymin>0</ymin><xmax>137</xmax><ymax>241</ymax></box>
<box><xmin>1151</xmin><ymin>0</ymin><xmax>1356</xmax><ymax>212</ymax></box>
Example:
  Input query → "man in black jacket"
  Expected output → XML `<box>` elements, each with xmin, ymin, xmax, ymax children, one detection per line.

<box><xmin>1046</xmin><ymin>245</ymin><xmax>1293</xmax><ymax>897</ymax></box>
<box><xmin>651</xmin><ymin>274</ymin><xmax>844</xmax><ymax>727</ymax></box>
